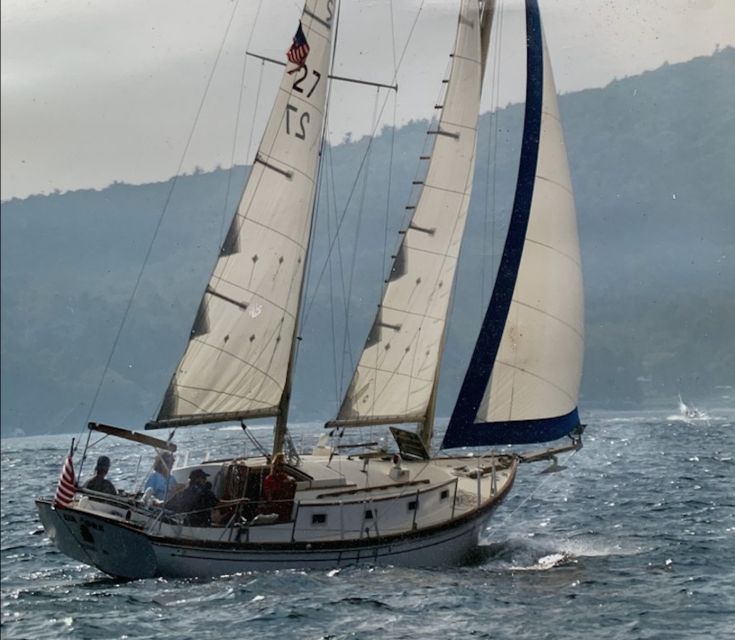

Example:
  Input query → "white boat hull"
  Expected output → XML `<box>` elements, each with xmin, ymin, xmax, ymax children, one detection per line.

<box><xmin>36</xmin><ymin>500</ymin><xmax>507</xmax><ymax>578</ymax></box>
<box><xmin>36</xmin><ymin>459</ymin><xmax>516</xmax><ymax>579</ymax></box>
<box><xmin>153</xmin><ymin>512</ymin><xmax>493</xmax><ymax>577</ymax></box>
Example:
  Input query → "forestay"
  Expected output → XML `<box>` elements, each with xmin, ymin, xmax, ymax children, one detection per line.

<box><xmin>443</xmin><ymin>1</ymin><xmax>584</xmax><ymax>447</ymax></box>
<box><xmin>150</xmin><ymin>0</ymin><xmax>335</xmax><ymax>428</ymax></box>
<box><xmin>329</xmin><ymin>0</ymin><xmax>485</xmax><ymax>430</ymax></box>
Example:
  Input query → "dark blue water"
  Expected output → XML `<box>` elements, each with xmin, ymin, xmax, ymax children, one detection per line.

<box><xmin>2</xmin><ymin>413</ymin><xmax>734</xmax><ymax>639</ymax></box>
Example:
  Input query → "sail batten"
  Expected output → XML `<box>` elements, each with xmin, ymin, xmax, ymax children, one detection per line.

<box><xmin>332</xmin><ymin>0</ymin><xmax>486</xmax><ymax>429</ymax></box>
<box><xmin>443</xmin><ymin>0</ymin><xmax>584</xmax><ymax>448</ymax></box>
<box><xmin>155</xmin><ymin>0</ymin><xmax>335</xmax><ymax>428</ymax></box>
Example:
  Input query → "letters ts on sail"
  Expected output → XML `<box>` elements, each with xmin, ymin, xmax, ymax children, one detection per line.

<box><xmin>54</xmin><ymin>453</ymin><xmax>76</xmax><ymax>508</ymax></box>
<box><xmin>286</xmin><ymin>22</ymin><xmax>310</xmax><ymax>73</ymax></box>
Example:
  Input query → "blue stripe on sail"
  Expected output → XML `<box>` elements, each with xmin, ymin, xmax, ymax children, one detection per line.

<box><xmin>442</xmin><ymin>409</ymin><xmax>580</xmax><ymax>448</ymax></box>
<box><xmin>442</xmin><ymin>0</ymin><xmax>546</xmax><ymax>449</ymax></box>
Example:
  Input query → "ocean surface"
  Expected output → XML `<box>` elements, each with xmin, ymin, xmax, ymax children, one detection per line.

<box><xmin>2</xmin><ymin>412</ymin><xmax>734</xmax><ymax>640</ymax></box>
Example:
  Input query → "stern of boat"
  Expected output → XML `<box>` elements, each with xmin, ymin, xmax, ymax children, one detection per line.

<box><xmin>35</xmin><ymin>498</ymin><xmax>158</xmax><ymax>579</ymax></box>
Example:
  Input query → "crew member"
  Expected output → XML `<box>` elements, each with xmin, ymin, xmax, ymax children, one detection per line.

<box><xmin>83</xmin><ymin>455</ymin><xmax>117</xmax><ymax>495</ymax></box>
<box><xmin>144</xmin><ymin>451</ymin><xmax>178</xmax><ymax>500</ymax></box>
<box><xmin>165</xmin><ymin>469</ymin><xmax>218</xmax><ymax>526</ymax></box>
<box><xmin>262</xmin><ymin>453</ymin><xmax>296</xmax><ymax>521</ymax></box>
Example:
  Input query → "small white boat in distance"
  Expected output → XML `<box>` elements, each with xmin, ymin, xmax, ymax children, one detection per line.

<box><xmin>678</xmin><ymin>394</ymin><xmax>709</xmax><ymax>421</ymax></box>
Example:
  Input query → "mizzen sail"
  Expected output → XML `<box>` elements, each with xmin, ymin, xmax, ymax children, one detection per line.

<box><xmin>443</xmin><ymin>0</ymin><xmax>584</xmax><ymax>447</ymax></box>
<box><xmin>328</xmin><ymin>0</ymin><xmax>486</xmax><ymax>431</ymax></box>
<box><xmin>149</xmin><ymin>0</ymin><xmax>335</xmax><ymax>428</ymax></box>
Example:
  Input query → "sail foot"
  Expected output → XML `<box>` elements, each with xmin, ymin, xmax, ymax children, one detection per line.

<box><xmin>325</xmin><ymin>413</ymin><xmax>425</xmax><ymax>430</ymax></box>
<box><xmin>441</xmin><ymin>408</ymin><xmax>580</xmax><ymax>448</ymax></box>
<box><xmin>145</xmin><ymin>408</ymin><xmax>277</xmax><ymax>430</ymax></box>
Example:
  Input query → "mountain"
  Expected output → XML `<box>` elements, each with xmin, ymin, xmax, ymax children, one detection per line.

<box><xmin>2</xmin><ymin>48</ymin><xmax>734</xmax><ymax>437</ymax></box>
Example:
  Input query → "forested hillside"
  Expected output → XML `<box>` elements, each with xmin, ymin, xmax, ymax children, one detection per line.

<box><xmin>2</xmin><ymin>48</ymin><xmax>733</xmax><ymax>436</ymax></box>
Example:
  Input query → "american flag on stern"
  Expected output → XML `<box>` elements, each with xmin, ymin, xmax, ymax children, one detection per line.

<box><xmin>54</xmin><ymin>444</ymin><xmax>76</xmax><ymax>508</ymax></box>
<box><xmin>286</xmin><ymin>23</ymin><xmax>310</xmax><ymax>73</ymax></box>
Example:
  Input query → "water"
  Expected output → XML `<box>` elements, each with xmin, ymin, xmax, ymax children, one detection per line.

<box><xmin>2</xmin><ymin>413</ymin><xmax>734</xmax><ymax>639</ymax></box>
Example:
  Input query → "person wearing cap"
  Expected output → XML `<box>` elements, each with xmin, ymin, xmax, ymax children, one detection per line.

<box><xmin>164</xmin><ymin>468</ymin><xmax>218</xmax><ymax>526</ymax></box>
<box><xmin>83</xmin><ymin>456</ymin><xmax>117</xmax><ymax>495</ymax></box>
<box><xmin>144</xmin><ymin>451</ymin><xmax>179</xmax><ymax>500</ymax></box>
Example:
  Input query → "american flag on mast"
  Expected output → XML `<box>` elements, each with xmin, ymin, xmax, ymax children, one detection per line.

<box><xmin>286</xmin><ymin>22</ymin><xmax>310</xmax><ymax>73</ymax></box>
<box><xmin>54</xmin><ymin>441</ymin><xmax>77</xmax><ymax>508</ymax></box>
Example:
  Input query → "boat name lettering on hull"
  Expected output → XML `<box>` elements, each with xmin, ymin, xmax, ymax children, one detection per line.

<box><xmin>80</xmin><ymin>519</ymin><xmax>105</xmax><ymax>532</ymax></box>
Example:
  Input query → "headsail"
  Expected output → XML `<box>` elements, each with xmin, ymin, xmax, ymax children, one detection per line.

<box><xmin>148</xmin><ymin>0</ymin><xmax>335</xmax><ymax>429</ymax></box>
<box><xmin>443</xmin><ymin>0</ymin><xmax>584</xmax><ymax>448</ymax></box>
<box><xmin>327</xmin><ymin>0</ymin><xmax>486</xmax><ymax>434</ymax></box>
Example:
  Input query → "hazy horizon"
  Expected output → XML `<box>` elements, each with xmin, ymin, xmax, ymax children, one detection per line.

<box><xmin>2</xmin><ymin>0</ymin><xmax>734</xmax><ymax>200</ymax></box>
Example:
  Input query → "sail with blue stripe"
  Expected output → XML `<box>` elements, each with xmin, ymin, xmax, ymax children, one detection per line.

<box><xmin>442</xmin><ymin>0</ymin><xmax>584</xmax><ymax>448</ymax></box>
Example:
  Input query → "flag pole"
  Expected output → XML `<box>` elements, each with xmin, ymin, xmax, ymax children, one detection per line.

<box><xmin>69</xmin><ymin>437</ymin><xmax>76</xmax><ymax>486</ymax></box>
<box><xmin>54</xmin><ymin>439</ymin><xmax>78</xmax><ymax>507</ymax></box>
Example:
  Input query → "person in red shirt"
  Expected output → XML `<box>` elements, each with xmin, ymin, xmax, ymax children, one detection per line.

<box><xmin>263</xmin><ymin>453</ymin><xmax>295</xmax><ymax>521</ymax></box>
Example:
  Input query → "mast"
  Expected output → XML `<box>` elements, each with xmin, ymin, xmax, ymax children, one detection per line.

<box><xmin>273</xmin><ymin>3</ymin><xmax>340</xmax><ymax>456</ymax></box>
<box><xmin>272</xmin><ymin>131</ymin><xmax>324</xmax><ymax>456</ymax></box>
<box><xmin>479</xmin><ymin>1</ymin><xmax>496</xmax><ymax>77</ymax></box>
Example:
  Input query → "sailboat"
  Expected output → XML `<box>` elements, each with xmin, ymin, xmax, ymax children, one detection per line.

<box><xmin>36</xmin><ymin>0</ymin><xmax>585</xmax><ymax>579</ymax></box>
<box><xmin>677</xmin><ymin>394</ymin><xmax>707</xmax><ymax>421</ymax></box>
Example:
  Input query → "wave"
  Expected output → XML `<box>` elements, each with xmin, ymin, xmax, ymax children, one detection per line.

<box><xmin>472</xmin><ymin>533</ymin><xmax>646</xmax><ymax>572</ymax></box>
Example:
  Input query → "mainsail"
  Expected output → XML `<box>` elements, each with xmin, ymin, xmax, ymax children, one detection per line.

<box><xmin>149</xmin><ymin>0</ymin><xmax>335</xmax><ymax>428</ymax></box>
<box><xmin>443</xmin><ymin>0</ymin><xmax>584</xmax><ymax>447</ymax></box>
<box><xmin>328</xmin><ymin>0</ymin><xmax>487</xmax><ymax>433</ymax></box>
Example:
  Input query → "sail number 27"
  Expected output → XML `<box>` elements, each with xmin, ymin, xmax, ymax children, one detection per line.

<box><xmin>292</xmin><ymin>66</ymin><xmax>321</xmax><ymax>98</ymax></box>
<box><xmin>286</xmin><ymin>65</ymin><xmax>321</xmax><ymax>140</ymax></box>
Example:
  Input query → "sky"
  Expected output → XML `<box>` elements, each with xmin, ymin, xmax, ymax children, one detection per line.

<box><xmin>1</xmin><ymin>0</ymin><xmax>733</xmax><ymax>201</ymax></box>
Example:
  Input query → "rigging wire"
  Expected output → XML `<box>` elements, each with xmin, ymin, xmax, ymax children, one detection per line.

<box><xmin>324</xmin><ymin>138</ymin><xmax>351</xmax><ymax>395</ymax></box>
<box><xmin>383</xmin><ymin>0</ymin><xmax>400</xmax><ymax>275</ymax></box>
<box><xmin>299</xmin><ymin>0</ymin><xmax>428</xmax><ymax>435</ymax></box>
<box><xmin>245</xmin><ymin>62</ymin><xmax>266</xmax><ymax>174</ymax></box>
<box><xmin>295</xmin><ymin>0</ymin><xmax>346</xmax><ymax>414</ymax></box>
<box><xmin>383</xmin><ymin>95</ymin><xmax>399</xmax><ymax>286</ymax></box>
<box><xmin>216</xmin><ymin>56</ymin><xmax>264</xmax><ymax>245</ymax></box>
<box><xmin>301</xmin><ymin>0</ymin><xmax>428</xmax><ymax>331</ymax></box>
<box><xmin>337</xmin><ymin>86</ymin><xmax>382</xmax><ymax>390</ymax></box>
<box><xmin>324</xmin><ymin>146</ymin><xmax>341</xmax><ymax>407</ymax></box>
<box><xmin>222</xmin><ymin>75</ymin><xmax>246</xmax><ymax>236</ymax></box>
<box><xmin>483</xmin><ymin>448</ymin><xmax>582</xmax><ymax>538</ymax></box>
<box><xmin>484</xmin><ymin>0</ymin><xmax>505</xmax><ymax>311</ymax></box>
<box><xmin>221</xmin><ymin>0</ymin><xmax>266</xmax><ymax>240</ymax></box>
<box><xmin>370</xmin><ymin>0</ymin><xmax>400</xmax><ymax>445</ymax></box>
<box><xmin>76</xmin><ymin>0</ymin><xmax>248</xmax><ymax>441</ymax></box>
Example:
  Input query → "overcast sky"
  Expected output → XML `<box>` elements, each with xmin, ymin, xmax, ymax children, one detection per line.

<box><xmin>1</xmin><ymin>0</ymin><xmax>733</xmax><ymax>201</ymax></box>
